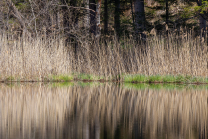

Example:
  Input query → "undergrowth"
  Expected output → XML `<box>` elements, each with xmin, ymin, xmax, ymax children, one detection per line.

<box><xmin>0</xmin><ymin>31</ymin><xmax>207</xmax><ymax>83</ymax></box>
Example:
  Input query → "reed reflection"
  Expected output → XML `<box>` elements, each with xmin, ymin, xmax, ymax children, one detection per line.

<box><xmin>0</xmin><ymin>83</ymin><xmax>207</xmax><ymax>139</ymax></box>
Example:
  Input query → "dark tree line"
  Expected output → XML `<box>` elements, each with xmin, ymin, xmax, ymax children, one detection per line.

<box><xmin>0</xmin><ymin>0</ymin><xmax>207</xmax><ymax>42</ymax></box>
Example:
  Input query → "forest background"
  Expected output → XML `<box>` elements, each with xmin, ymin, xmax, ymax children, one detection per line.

<box><xmin>0</xmin><ymin>0</ymin><xmax>208</xmax><ymax>40</ymax></box>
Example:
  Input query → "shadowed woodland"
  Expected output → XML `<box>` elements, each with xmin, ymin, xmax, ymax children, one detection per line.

<box><xmin>1</xmin><ymin>0</ymin><xmax>208</xmax><ymax>39</ymax></box>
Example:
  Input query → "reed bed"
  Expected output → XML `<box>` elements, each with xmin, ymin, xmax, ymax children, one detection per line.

<box><xmin>0</xmin><ymin>83</ymin><xmax>207</xmax><ymax>139</ymax></box>
<box><xmin>0</xmin><ymin>31</ymin><xmax>207</xmax><ymax>82</ymax></box>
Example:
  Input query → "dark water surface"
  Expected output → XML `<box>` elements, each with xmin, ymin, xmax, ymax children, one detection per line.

<box><xmin>0</xmin><ymin>83</ymin><xmax>208</xmax><ymax>139</ymax></box>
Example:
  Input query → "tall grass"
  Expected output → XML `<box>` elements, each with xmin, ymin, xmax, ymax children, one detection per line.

<box><xmin>0</xmin><ymin>83</ymin><xmax>207</xmax><ymax>138</ymax></box>
<box><xmin>0</xmin><ymin>31</ymin><xmax>207</xmax><ymax>81</ymax></box>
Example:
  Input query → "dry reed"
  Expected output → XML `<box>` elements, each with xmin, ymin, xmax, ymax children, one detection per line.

<box><xmin>0</xmin><ymin>31</ymin><xmax>207</xmax><ymax>81</ymax></box>
<box><xmin>0</xmin><ymin>83</ymin><xmax>207</xmax><ymax>139</ymax></box>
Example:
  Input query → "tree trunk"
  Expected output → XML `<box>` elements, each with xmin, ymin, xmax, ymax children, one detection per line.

<box><xmin>90</xmin><ymin>0</ymin><xmax>96</xmax><ymax>35</ymax></box>
<box><xmin>70</xmin><ymin>0</ymin><xmax>78</xmax><ymax>28</ymax></box>
<box><xmin>6</xmin><ymin>0</ymin><xmax>27</xmax><ymax>35</ymax></box>
<box><xmin>70</xmin><ymin>0</ymin><xmax>78</xmax><ymax>57</ymax></box>
<box><xmin>200</xmin><ymin>15</ymin><xmax>206</xmax><ymax>30</ymax></box>
<box><xmin>197</xmin><ymin>0</ymin><xmax>207</xmax><ymax>38</ymax></box>
<box><xmin>0</xmin><ymin>6</ymin><xmax>3</xmax><ymax>30</ymax></box>
<box><xmin>104</xmin><ymin>0</ymin><xmax>108</xmax><ymax>34</ymax></box>
<box><xmin>90</xmin><ymin>0</ymin><xmax>102</xmax><ymax>37</ymax></box>
<box><xmin>95</xmin><ymin>0</ymin><xmax>102</xmax><ymax>37</ymax></box>
<box><xmin>166</xmin><ymin>0</ymin><xmax>169</xmax><ymax>47</ymax></box>
<box><xmin>61</xmin><ymin>0</ymin><xmax>70</xmax><ymax>38</ymax></box>
<box><xmin>200</xmin><ymin>15</ymin><xmax>206</xmax><ymax>37</ymax></box>
<box><xmin>130</xmin><ymin>0</ymin><xmax>135</xmax><ymax>27</ymax></box>
<box><xmin>114</xmin><ymin>0</ymin><xmax>120</xmax><ymax>40</ymax></box>
<box><xmin>52</xmin><ymin>7</ymin><xmax>60</xmax><ymax>31</ymax></box>
<box><xmin>84</xmin><ymin>0</ymin><xmax>90</xmax><ymax>30</ymax></box>
<box><xmin>166</xmin><ymin>0</ymin><xmax>168</xmax><ymax>25</ymax></box>
<box><xmin>134</xmin><ymin>0</ymin><xmax>146</xmax><ymax>40</ymax></box>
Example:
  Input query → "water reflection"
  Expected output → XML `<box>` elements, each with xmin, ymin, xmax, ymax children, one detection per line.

<box><xmin>0</xmin><ymin>83</ymin><xmax>207</xmax><ymax>139</ymax></box>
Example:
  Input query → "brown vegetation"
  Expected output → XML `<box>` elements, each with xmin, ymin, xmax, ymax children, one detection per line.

<box><xmin>0</xmin><ymin>30</ymin><xmax>207</xmax><ymax>81</ymax></box>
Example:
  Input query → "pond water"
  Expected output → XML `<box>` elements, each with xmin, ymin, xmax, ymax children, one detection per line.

<box><xmin>0</xmin><ymin>83</ymin><xmax>208</xmax><ymax>139</ymax></box>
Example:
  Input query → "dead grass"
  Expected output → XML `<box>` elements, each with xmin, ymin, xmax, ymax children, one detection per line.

<box><xmin>0</xmin><ymin>31</ymin><xmax>207</xmax><ymax>81</ymax></box>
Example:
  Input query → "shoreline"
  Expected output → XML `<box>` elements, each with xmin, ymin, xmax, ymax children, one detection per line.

<box><xmin>1</xmin><ymin>74</ymin><xmax>208</xmax><ymax>85</ymax></box>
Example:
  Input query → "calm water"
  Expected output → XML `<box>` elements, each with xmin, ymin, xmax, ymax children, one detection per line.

<box><xmin>0</xmin><ymin>83</ymin><xmax>208</xmax><ymax>139</ymax></box>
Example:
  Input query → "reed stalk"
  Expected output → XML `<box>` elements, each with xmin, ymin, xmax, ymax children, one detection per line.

<box><xmin>0</xmin><ymin>31</ymin><xmax>207</xmax><ymax>81</ymax></box>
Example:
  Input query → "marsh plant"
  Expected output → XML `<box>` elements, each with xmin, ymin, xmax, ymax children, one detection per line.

<box><xmin>0</xmin><ymin>31</ymin><xmax>207</xmax><ymax>81</ymax></box>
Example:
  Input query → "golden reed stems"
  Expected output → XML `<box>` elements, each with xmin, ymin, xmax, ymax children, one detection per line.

<box><xmin>0</xmin><ymin>32</ymin><xmax>207</xmax><ymax>81</ymax></box>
